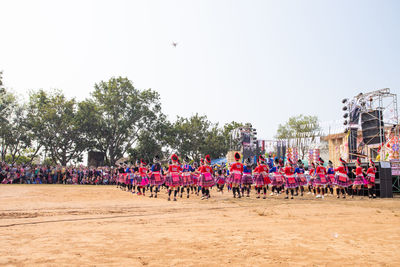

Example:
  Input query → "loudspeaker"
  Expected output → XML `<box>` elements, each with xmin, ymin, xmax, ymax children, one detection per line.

<box><xmin>347</xmin><ymin>161</ymin><xmax>393</xmax><ymax>198</ymax></box>
<box><xmin>361</xmin><ymin>110</ymin><xmax>385</xmax><ymax>145</ymax></box>
<box><xmin>348</xmin><ymin>128</ymin><xmax>357</xmax><ymax>160</ymax></box>
<box><xmin>88</xmin><ymin>151</ymin><xmax>105</xmax><ymax>167</ymax></box>
<box><xmin>377</xmin><ymin>162</ymin><xmax>393</xmax><ymax>198</ymax></box>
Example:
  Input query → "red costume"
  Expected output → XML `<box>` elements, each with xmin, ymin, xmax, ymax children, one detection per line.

<box><xmin>230</xmin><ymin>162</ymin><xmax>244</xmax><ymax>173</ymax></box>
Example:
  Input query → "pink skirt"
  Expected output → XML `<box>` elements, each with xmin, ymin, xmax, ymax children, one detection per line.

<box><xmin>229</xmin><ymin>172</ymin><xmax>242</xmax><ymax>184</ymax></box>
<box><xmin>285</xmin><ymin>175</ymin><xmax>298</xmax><ymax>188</ymax></box>
<box><xmin>165</xmin><ymin>174</ymin><xmax>182</xmax><ymax>187</ymax></box>
<box><xmin>149</xmin><ymin>172</ymin><xmax>164</xmax><ymax>186</ymax></box>
<box><xmin>296</xmin><ymin>174</ymin><xmax>308</xmax><ymax>186</ymax></box>
<box><xmin>353</xmin><ymin>175</ymin><xmax>364</xmax><ymax>185</ymax></box>
<box><xmin>198</xmin><ymin>173</ymin><xmax>215</xmax><ymax>187</ymax></box>
<box><xmin>270</xmin><ymin>173</ymin><xmax>284</xmax><ymax>186</ymax></box>
<box><xmin>181</xmin><ymin>172</ymin><xmax>193</xmax><ymax>186</ymax></box>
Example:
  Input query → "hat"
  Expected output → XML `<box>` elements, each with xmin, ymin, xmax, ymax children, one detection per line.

<box><xmin>328</xmin><ymin>160</ymin><xmax>333</xmax><ymax>165</ymax></box>
<box><xmin>205</xmin><ymin>155</ymin><xmax>211</xmax><ymax>164</ymax></box>
<box><xmin>153</xmin><ymin>155</ymin><xmax>160</xmax><ymax>163</ymax></box>
<box><xmin>200</xmin><ymin>158</ymin><xmax>204</xmax><ymax>164</ymax></box>
<box><xmin>184</xmin><ymin>156</ymin><xmax>190</xmax><ymax>162</ymax></box>
<box><xmin>171</xmin><ymin>154</ymin><xmax>179</xmax><ymax>163</ymax></box>
<box><xmin>287</xmin><ymin>158</ymin><xmax>293</xmax><ymax>165</ymax></box>
<box><xmin>318</xmin><ymin>157</ymin><xmax>324</xmax><ymax>164</ymax></box>
<box><xmin>297</xmin><ymin>159</ymin><xmax>303</xmax><ymax>165</ymax></box>
<box><xmin>369</xmin><ymin>159</ymin><xmax>375</xmax><ymax>167</ymax></box>
<box><xmin>245</xmin><ymin>157</ymin><xmax>251</xmax><ymax>165</ymax></box>
<box><xmin>339</xmin><ymin>158</ymin><xmax>347</xmax><ymax>165</ymax></box>
<box><xmin>234</xmin><ymin>152</ymin><xmax>241</xmax><ymax>161</ymax></box>
<box><xmin>259</xmin><ymin>155</ymin><xmax>265</xmax><ymax>163</ymax></box>
<box><xmin>356</xmin><ymin>158</ymin><xmax>361</xmax><ymax>165</ymax></box>
<box><xmin>140</xmin><ymin>159</ymin><xmax>147</xmax><ymax>166</ymax></box>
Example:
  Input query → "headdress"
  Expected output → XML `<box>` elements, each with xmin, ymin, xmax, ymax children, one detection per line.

<box><xmin>369</xmin><ymin>159</ymin><xmax>375</xmax><ymax>167</ymax></box>
<box><xmin>234</xmin><ymin>152</ymin><xmax>241</xmax><ymax>161</ymax></box>
<box><xmin>171</xmin><ymin>154</ymin><xmax>179</xmax><ymax>163</ymax></box>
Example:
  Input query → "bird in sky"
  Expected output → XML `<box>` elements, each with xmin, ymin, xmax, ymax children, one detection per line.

<box><xmin>172</xmin><ymin>42</ymin><xmax>178</xmax><ymax>47</ymax></box>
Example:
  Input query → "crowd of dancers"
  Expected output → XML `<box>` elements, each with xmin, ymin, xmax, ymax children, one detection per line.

<box><xmin>117</xmin><ymin>152</ymin><xmax>378</xmax><ymax>201</ymax></box>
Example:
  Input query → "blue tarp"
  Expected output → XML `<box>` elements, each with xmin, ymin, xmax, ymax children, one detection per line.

<box><xmin>211</xmin><ymin>158</ymin><xmax>227</xmax><ymax>166</ymax></box>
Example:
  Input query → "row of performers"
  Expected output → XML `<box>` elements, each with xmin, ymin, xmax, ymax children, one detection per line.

<box><xmin>116</xmin><ymin>152</ymin><xmax>377</xmax><ymax>201</ymax></box>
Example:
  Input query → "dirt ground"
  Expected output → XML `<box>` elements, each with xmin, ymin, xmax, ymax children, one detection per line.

<box><xmin>0</xmin><ymin>185</ymin><xmax>400</xmax><ymax>266</ymax></box>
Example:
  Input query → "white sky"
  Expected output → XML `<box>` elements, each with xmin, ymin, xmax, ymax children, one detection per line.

<box><xmin>1</xmin><ymin>0</ymin><xmax>399</xmax><ymax>139</ymax></box>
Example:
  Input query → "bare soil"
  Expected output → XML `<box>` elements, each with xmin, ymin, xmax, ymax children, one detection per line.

<box><xmin>1</xmin><ymin>185</ymin><xmax>400</xmax><ymax>266</ymax></box>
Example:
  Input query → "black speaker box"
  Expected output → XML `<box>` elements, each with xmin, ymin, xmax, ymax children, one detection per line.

<box><xmin>88</xmin><ymin>151</ymin><xmax>105</xmax><ymax>167</ymax></box>
<box><xmin>361</xmin><ymin>110</ymin><xmax>385</xmax><ymax>145</ymax></box>
<box><xmin>348</xmin><ymin>128</ymin><xmax>357</xmax><ymax>160</ymax></box>
<box><xmin>347</xmin><ymin>161</ymin><xmax>392</xmax><ymax>198</ymax></box>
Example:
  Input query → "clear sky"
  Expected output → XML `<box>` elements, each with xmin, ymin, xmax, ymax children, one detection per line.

<box><xmin>1</xmin><ymin>0</ymin><xmax>399</xmax><ymax>139</ymax></box>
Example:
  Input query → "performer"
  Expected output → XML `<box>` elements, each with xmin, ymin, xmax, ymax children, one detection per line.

<box><xmin>126</xmin><ymin>163</ymin><xmax>134</xmax><ymax>193</ymax></box>
<box><xmin>334</xmin><ymin>158</ymin><xmax>351</xmax><ymax>198</ymax></box>
<box><xmin>294</xmin><ymin>160</ymin><xmax>307</xmax><ymax>196</ymax></box>
<box><xmin>132</xmin><ymin>160</ymin><xmax>140</xmax><ymax>194</ymax></box>
<box><xmin>117</xmin><ymin>162</ymin><xmax>125</xmax><ymax>190</ymax></box>
<box><xmin>181</xmin><ymin>157</ymin><xmax>194</xmax><ymax>198</ymax></box>
<box><xmin>191</xmin><ymin>162</ymin><xmax>199</xmax><ymax>195</ymax></box>
<box><xmin>352</xmin><ymin>158</ymin><xmax>364</xmax><ymax>198</ymax></box>
<box><xmin>137</xmin><ymin>160</ymin><xmax>149</xmax><ymax>196</ymax></box>
<box><xmin>215</xmin><ymin>166</ymin><xmax>226</xmax><ymax>194</ymax></box>
<box><xmin>198</xmin><ymin>155</ymin><xmax>214</xmax><ymax>200</ymax></box>
<box><xmin>229</xmin><ymin>152</ymin><xmax>244</xmax><ymax>198</ymax></box>
<box><xmin>165</xmin><ymin>154</ymin><xmax>182</xmax><ymax>201</ymax></box>
<box><xmin>314</xmin><ymin>157</ymin><xmax>328</xmax><ymax>199</ymax></box>
<box><xmin>283</xmin><ymin>159</ymin><xmax>298</xmax><ymax>199</ymax></box>
<box><xmin>269</xmin><ymin>159</ymin><xmax>284</xmax><ymax>195</ymax></box>
<box><xmin>307</xmin><ymin>162</ymin><xmax>316</xmax><ymax>195</ymax></box>
<box><xmin>148</xmin><ymin>155</ymin><xmax>164</xmax><ymax>198</ymax></box>
<box><xmin>253</xmin><ymin>155</ymin><xmax>270</xmax><ymax>199</ymax></box>
<box><xmin>364</xmin><ymin>159</ymin><xmax>377</xmax><ymax>199</ymax></box>
<box><xmin>241</xmin><ymin>158</ymin><xmax>254</xmax><ymax>197</ymax></box>
<box><xmin>326</xmin><ymin>161</ymin><xmax>335</xmax><ymax>195</ymax></box>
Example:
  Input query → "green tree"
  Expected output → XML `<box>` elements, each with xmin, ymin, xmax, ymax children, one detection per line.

<box><xmin>171</xmin><ymin>114</ymin><xmax>235</xmax><ymax>161</ymax></box>
<box><xmin>27</xmin><ymin>89</ymin><xmax>87</xmax><ymax>165</ymax></box>
<box><xmin>80</xmin><ymin>77</ymin><xmax>164</xmax><ymax>166</ymax></box>
<box><xmin>172</xmin><ymin>114</ymin><xmax>211</xmax><ymax>161</ymax></box>
<box><xmin>275</xmin><ymin>115</ymin><xmax>320</xmax><ymax>159</ymax></box>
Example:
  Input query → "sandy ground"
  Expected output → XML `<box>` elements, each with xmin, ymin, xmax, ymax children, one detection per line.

<box><xmin>0</xmin><ymin>185</ymin><xmax>400</xmax><ymax>267</ymax></box>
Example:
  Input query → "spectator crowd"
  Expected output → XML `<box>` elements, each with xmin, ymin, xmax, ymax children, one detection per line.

<box><xmin>0</xmin><ymin>163</ymin><xmax>118</xmax><ymax>185</ymax></box>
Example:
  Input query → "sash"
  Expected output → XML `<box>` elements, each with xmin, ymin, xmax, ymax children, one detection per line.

<box><xmin>368</xmin><ymin>174</ymin><xmax>375</xmax><ymax>183</ymax></box>
<box><xmin>338</xmin><ymin>173</ymin><xmax>347</xmax><ymax>182</ymax></box>
<box><xmin>204</xmin><ymin>172</ymin><xmax>212</xmax><ymax>181</ymax></box>
<box><xmin>172</xmin><ymin>173</ymin><xmax>180</xmax><ymax>182</ymax></box>
<box><xmin>287</xmin><ymin>175</ymin><xmax>296</xmax><ymax>184</ymax></box>
<box><xmin>153</xmin><ymin>171</ymin><xmax>161</xmax><ymax>182</ymax></box>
